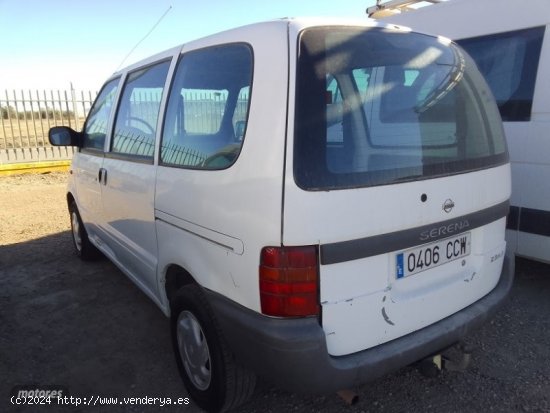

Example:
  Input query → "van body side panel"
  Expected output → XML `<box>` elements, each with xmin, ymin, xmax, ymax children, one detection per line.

<box><xmin>154</xmin><ymin>23</ymin><xmax>289</xmax><ymax>311</ymax></box>
<box><xmin>532</xmin><ymin>25</ymin><xmax>550</xmax><ymax>118</ymax></box>
<box><xmin>513</xmin><ymin>25</ymin><xmax>550</xmax><ymax>262</ymax></box>
<box><xmin>386</xmin><ymin>0</ymin><xmax>549</xmax><ymax>39</ymax></box>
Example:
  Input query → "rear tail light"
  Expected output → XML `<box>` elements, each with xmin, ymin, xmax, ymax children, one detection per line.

<box><xmin>259</xmin><ymin>246</ymin><xmax>319</xmax><ymax>317</ymax></box>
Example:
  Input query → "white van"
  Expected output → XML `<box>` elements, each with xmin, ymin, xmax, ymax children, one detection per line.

<box><xmin>378</xmin><ymin>0</ymin><xmax>550</xmax><ymax>264</ymax></box>
<box><xmin>49</xmin><ymin>18</ymin><xmax>513</xmax><ymax>412</ymax></box>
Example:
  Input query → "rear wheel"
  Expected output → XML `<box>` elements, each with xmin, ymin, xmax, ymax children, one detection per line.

<box><xmin>171</xmin><ymin>284</ymin><xmax>256</xmax><ymax>412</ymax></box>
<box><xmin>69</xmin><ymin>201</ymin><xmax>100</xmax><ymax>260</ymax></box>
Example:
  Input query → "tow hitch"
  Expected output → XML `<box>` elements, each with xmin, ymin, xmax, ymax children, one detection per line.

<box><xmin>417</xmin><ymin>342</ymin><xmax>472</xmax><ymax>377</ymax></box>
<box><xmin>337</xmin><ymin>389</ymin><xmax>359</xmax><ymax>405</ymax></box>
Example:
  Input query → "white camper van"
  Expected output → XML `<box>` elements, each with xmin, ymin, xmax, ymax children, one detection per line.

<box><xmin>49</xmin><ymin>18</ymin><xmax>513</xmax><ymax>412</ymax></box>
<box><xmin>376</xmin><ymin>0</ymin><xmax>550</xmax><ymax>264</ymax></box>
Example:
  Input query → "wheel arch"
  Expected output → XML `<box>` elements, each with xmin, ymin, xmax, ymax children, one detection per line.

<box><xmin>66</xmin><ymin>192</ymin><xmax>76</xmax><ymax>210</ymax></box>
<box><xmin>164</xmin><ymin>264</ymin><xmax>199</xmax><ymax>312</ymax></box>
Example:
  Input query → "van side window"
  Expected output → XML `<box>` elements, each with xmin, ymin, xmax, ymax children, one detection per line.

<box><xmin>111</xmin><ymin>60</ymin><xmax>170</xmax><ymax>159</ymax></box>
<box><xmin>83</xmin><ymin>78</ymin><xmax>119</xmax><ymax>150</ymax></box>
<box><xmin>458</xmin><ymin>26</ymin><xmax>545</xmax><ymax>122</ymax></box>
<box><xmin>161</xmin><ymin>44</ymin><xmax>253</xmax><ymax>169</ymax></box>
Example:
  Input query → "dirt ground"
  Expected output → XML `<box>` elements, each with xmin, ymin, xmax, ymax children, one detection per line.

<box><xmin>1</xmin><ymin>172</ymin><xmax>549</xmax><ymax>413</ymax></box>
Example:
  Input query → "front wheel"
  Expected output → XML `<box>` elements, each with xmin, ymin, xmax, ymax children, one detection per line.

<box><xmin>171</xmin><ymin>285</ymin><xmax>256</xmax><ymax>412</ymax></box>
<box><xmin>69</xmin><ymin>201</ymin><xmax>100</xmax><ymax>260</ymax></box>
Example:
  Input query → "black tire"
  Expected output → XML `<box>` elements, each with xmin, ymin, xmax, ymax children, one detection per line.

<box><xmin>68</xmin><ymin>201</ymin><xmax>100</xmax><ymax>261</ymax></box>
<box><xmin>171</xmin><ymin>284</ymin><xmax>256</xmax><ymax>412</ymax></box>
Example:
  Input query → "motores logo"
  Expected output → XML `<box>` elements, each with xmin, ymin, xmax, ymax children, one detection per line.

<box><xmin>10</xmin><ymin>385</ymin><xmax>69</xmax><ymax>399</ymax></box>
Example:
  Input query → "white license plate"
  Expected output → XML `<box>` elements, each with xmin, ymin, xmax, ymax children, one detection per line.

<box><xmin>396</xmin><ymin>232</ymin><xmax>471</xmax><ymax>279</ymax></box>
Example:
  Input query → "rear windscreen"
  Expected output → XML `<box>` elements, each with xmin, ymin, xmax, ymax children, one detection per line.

<box><xmin>294</xmin><ymin>27</ymin><xmax>508</xmax><ymax>190</ymax></box>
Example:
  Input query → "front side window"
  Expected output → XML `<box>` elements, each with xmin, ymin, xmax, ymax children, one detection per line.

<box><xmin>458</xmin><ymin>26</ymin><xmax>545</xmax><ymax>122</ymax></box>
<box><xmin>111</xmin><ymin>60</ymin><xmax>170</xmax><ymax>159</ymax></box>
<box><xmin>161</xmin><ymin>44</ymin><xmax>253</xmax><ymax>170</ymax></box>
<box><xmin>83</xmin><ymin>78</ymin><xmax>119</xmax><ymax>150</ymax></box>
<box><xmin>294</xmin><ymin>27</ymin><xmax>508</xmax><ymax>190</ymax></box>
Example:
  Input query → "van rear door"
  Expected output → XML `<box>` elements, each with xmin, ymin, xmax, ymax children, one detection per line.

<box><xmin>284</xmin><ymin>26</ymin><xmax>511</xmax><ymax>356</ymax></box>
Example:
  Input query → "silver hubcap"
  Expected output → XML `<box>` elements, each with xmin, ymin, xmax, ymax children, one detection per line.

<box><xmin>177</xmin><ymin>311</ymin><xmax>212</xmax><ymax>390</ymax></box>
<box><xmin>71</xmin><ymin>211</ymin><xmax>82</xmax><ymax>252</ymax></box>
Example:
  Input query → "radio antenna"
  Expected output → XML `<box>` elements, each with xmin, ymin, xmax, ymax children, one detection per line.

<box><xmin>116</xmin><ymin>5</ymin><xmax>173</xmax><ymax>71</ymax></box>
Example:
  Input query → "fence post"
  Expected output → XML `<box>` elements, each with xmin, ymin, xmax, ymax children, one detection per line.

<box><xmin>4</xmin><ymin>91</ymin><xmax>15</xmax><ymax>148</ymax></box>
<box><xmin>70</xmin><ymin>83</ymin><xmax>78</xmax><ymax>129</ymax></box>
<box><xmin>1</xmin><ymin>91</ymin><xmax>8</xmax><ymax>149</ymax></box>
<box><xmin>12</xmin><ymin>90</ymin><xmax>24</xmax><ymax>148</ymax></box>
<box><xmin>64</xmin><ymin>90</ymin><xmax>71</xmax><ymax>129</ymax></box>
<box><xmin>20</xmin><ymin>90</ymin><xmax>31</xmax><ymax>147</ymax></box>
<box><xmin>35</xmin><ymin>90</ymin><xmax>46</xmax><ymax>141</ymax></box>
<box><xmin>51</xmin><ymin>90</ymin><xmax>58</xmax><ymax>128</ymax></box>
<box><xmin>43</xmin><ymin>90</ymin><xmax>51</xmax><ymax>132</ymax></box>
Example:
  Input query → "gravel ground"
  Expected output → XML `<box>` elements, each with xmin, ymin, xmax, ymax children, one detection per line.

<box><xmin>1</xmin><ymin>172</ymin><xmax>549</xmax><ymax>413</ymax></box>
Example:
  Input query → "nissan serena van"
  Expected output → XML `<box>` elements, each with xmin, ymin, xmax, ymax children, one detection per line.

<box><xmin>49</xmin><ymin>18</ymin><xmax>514</xmax><ymax>412</ymax></box>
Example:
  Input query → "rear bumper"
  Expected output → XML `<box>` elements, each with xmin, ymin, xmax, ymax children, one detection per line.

<box><xmin>208</xmin><ymin>255</ymin><xmax>514</xmax><ymax>393</ymax></box>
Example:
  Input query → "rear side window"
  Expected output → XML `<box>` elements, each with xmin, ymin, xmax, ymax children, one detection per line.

<box><xmin>294</xmin><ymin>27</ymin><xmax>508</xmax><ymax>191</ymax></box>
<box><xmin>161</xmin><ymin>44</ymin><xmax>253</xmax><ymax>170</ymax></box>
<box><xmin>111</xmin><ymin>60</ymin><xmax>171</xmax><ymax>159</ymax></box>
<box><xmin>83</xmin><ymin>78</ymin><xmax>119</xmax><ymax>150</ymax></box>
<box><xmin>458</xmin><ymin>26</ymin><xmax>545</xmax><ymax>122</ymax></box>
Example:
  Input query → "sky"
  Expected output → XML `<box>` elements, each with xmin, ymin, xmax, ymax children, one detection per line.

<box><xmin>0</xmin><ymin>0</ymin><xmax>380</xmax><ymax>92</ymax></box>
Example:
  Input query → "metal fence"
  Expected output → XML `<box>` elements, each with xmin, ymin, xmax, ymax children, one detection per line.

<box><xmin>0</xmin><ymin>89</ymin><xmax>250</xmax><ymax>165</ymax></box>
<box><xmin>0</xmin><ymin>89</ymin><xmax>97</xmax><ymax>164</ymax></box>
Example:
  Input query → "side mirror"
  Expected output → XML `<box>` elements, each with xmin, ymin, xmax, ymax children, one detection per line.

<box><xmin>49</xmin><ymin>126</ymin><xmax>81</xmax><ymax>147</ymax></box>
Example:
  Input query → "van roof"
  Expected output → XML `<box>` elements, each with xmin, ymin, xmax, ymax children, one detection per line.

<box><xmin>110</xmin><ymin>17</ymin><xmax>413</xmax><ymax>79</ymax></box>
